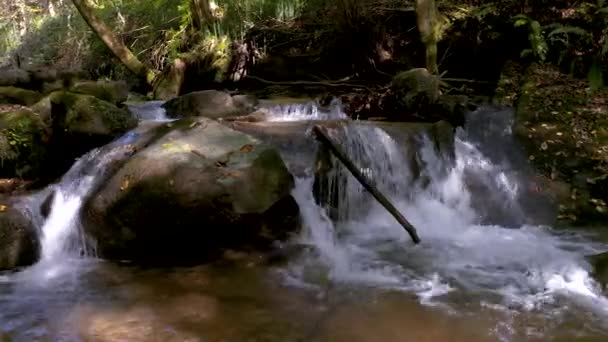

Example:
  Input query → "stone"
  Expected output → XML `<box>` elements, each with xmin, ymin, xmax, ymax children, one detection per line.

<box><xmin>44</xmin><ymin>91</ymin><xmax>137</xmax><ymax>182</ymax></box>
<box><xmin>0</xmin><ymin>197</ymin><xmax>40</xmax><ymax>270</ymax></box>
<box><xmin>0</xmin><ymin>86</ymin><xmax>43</xmax><ymax>106</ymax></box>
<box><xmin>0</xmin><ymin>68</ymin><xmax>30</xmax><ymax>87</ymax></box>
<box><xmin>82</xmin><ymin>117</ymin><xmax>298</xmax><ymax>264</ymax></box>
<box><xmin>70</xmin><ymin>80</ymin><xmax>130</xmax><ymax>105</ymax></box>
<box><xmin>391</xmin><ymin>68</ymin><xmax>440</xmax><ymax>111</ymax></box>
<box><xmin>0</xmin><ymin>108</ymin><xmax>50</xmax><ymax>178</ymax></box>
<box><xmin>162</xmin><ymin>90</ymin><xmax>256</xmax><ymax>119</ymax></box>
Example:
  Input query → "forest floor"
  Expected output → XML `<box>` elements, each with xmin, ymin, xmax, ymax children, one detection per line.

<box><xmin>498</xmin><ymin>61</ymin><xmax>608</xmax><ymax>225</ymax></box>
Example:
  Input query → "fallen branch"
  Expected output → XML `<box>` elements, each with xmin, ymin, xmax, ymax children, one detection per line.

<box><xmin>245</xmin><ymin>75</ymin><xmax>372</xmax><ymax>91</ymax></box>
<box><xmin>441</xmin><ymin>77</ymin><xmax>493</xmax><ymax>84</ymax></box>
<box><xmin>312</xmin><ymin>125</ymin><xmax>421</xmax><ymax>244</ymax></box>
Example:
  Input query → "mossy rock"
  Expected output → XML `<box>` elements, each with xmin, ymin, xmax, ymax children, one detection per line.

<box><xmin>162</xmin><ymin>90</ymin><xmax>256</xmax><ymax>119</ymax></box>
<box><xmin>391</xmin><ymin>68</ymin><xmax>440</xmax><ymax>111</ymax></box>
<box><xmin>50</xmin><ymin>91</ymin><xmax>137</xmax><ymax>136</ymax></box>
<box><xmin>0</xmin><ymin>108</ymin><xmax>49</xmax><ymax>178</ymax></box>
<box><xmin>36</xmin><ymin>91</ymin><xmax>138</xmax><ymax>182</ymax></box>
<box><xmin>0</xmin><ymin>197</ymin><xmax>40</xmax><ymax>270</ymax></box>
<box><xmin>70</xmin><ymin>80</ymin><xmax>129</xmax><ymax>105</ymax></box>
<box><xmin>0</xmin><ymin>86</ymin><xmax>43</xmax><ymax>106</ymax></box>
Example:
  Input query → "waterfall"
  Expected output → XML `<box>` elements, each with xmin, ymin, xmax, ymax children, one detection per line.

<box><xmin>280</xmin><ymin>106</ymin><xmax>608</xmax><ymax>316</ymax></box>
<box><xmin>32</xmin><ymin>102</ymin><xmax>170</xmax><ymax>269</ymax></box>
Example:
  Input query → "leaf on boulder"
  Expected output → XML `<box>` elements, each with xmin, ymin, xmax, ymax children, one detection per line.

<box><xmin>239</xmin><ymin>144</ymin><xmax>254</xmax><ymax>153</ymax></box>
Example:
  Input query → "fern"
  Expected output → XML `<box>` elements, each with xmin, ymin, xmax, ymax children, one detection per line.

<box><xmin>548</xmin><ymin>25</ymin><xmax>590</xmax><ymax>38</ymax></box>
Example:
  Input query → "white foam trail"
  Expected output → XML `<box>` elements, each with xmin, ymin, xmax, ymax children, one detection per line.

<box><xmin>264</xmin><ymin>98</ymin><xmax>347</xmax><ymax>122</ymax></box>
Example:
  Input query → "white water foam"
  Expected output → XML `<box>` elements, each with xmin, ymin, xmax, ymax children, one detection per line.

<box><xmin>285</xmin><ymin>118</ymin><xmax>608</xmax><ymax>320</ymax></box>
<box><xmin>126</xmin><ymin>101</ymin><xmax>171</xmax><ymax>121</ymax></box>
<box><xmin>263</xmin><ymin>98</ymin><xmax>347</xmax><ymax>122</ymax></box>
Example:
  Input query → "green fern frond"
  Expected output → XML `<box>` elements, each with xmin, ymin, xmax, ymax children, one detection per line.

<box><xmin>548</xmin><ymin>26</ymin><xmax>590</xmax><ymax>38</ymax></box>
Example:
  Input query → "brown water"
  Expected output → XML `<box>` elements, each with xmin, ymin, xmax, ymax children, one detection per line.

<box><xmin>1</xmin><ymin>255</ymin><xmax>607</xmax><ymax>342</ymax></box>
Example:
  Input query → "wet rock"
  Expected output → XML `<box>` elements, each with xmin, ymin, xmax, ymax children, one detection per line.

<box><xmin>162</xmin><ymin>90</ymin><xmax>256</xmax><ymax>119</ymax></box>
<box><xmin>0</xmin><ymin>108</ymin><xmax>50</xmax><ymax>178</ymax></box>
<box><xmin>83</xmin><ymin>117</ymin><xmax>298</xmax><ymax>264</ymax></box>
<box><xmin>588</xmin><ymin>252</ymin><xmax>608</xmax><ymax>290</ymax></box>
<box><xmin>70</xmin><ymin>80</ymin><xmax>130</xmax><ymax>105</ymax></box>
<box><xmin>0</xmin><ymin>68</ymin><xmax>30</xmax><ymax>87</ymax></box>
<box><xmin>0</xmin><ymin>197</ymin><xmax>40</xmax><ymax>270</ymax></box>
<box><xmin>391</xmin><ymin>68</ymin><xmax>440</xmax><ymax>111</ymax></box>
<box><xmin>40</xmin><ymin>190</ymin><xmax>54</xmax><ymax>219</ymax></box>
<box><xmin>0</xmin><ymin>86</ymin><xmax>43</xmax><ymax>106</ymax></box>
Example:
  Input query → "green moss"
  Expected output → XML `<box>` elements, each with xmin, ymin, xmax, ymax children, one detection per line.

<box><xmin>0</xmin><ymin>87</ymin><xmax>43</xmax><ymax>106</ymax></box>
<box><xmin>0</xmin><ymin>109</ymin><xmax>48</xmax><ymax>177</ymax></box>
<box><xmin>52</xmin><ymin>91</ymin><xmax>136</xmax><ymax>135</ymax></box>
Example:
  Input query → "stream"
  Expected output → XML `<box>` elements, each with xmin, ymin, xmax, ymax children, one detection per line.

<box><xmin>1</xmin><ymin>100</ymin><xmax>608</xmax><ymax>341</ymax></box>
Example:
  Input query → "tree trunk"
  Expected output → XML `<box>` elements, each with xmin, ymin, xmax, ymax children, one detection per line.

<box><xmin>71</xmin><ymin>0</ymin><xmax>155</xmax><ymax>84</ymax></box>
<box><xmin>190</xmin><ymin>0</ymin><xmax>214</xmax><ymax>31</ymax></box>
<box><xmin>415</xmin><ymin>0</ymin><xmax>439</xmax><ymax>74</ymax></box>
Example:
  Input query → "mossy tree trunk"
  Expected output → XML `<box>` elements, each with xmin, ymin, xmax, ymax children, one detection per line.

<box><xmin>190</xmin><ymin>0</ymin><xmax>214</xmax><ymax>31</ymax></box>
<box><xmin>416</xmin><ymin>0</ymin><xmax>439</xmax><ymax>74</ymax></box>
<box><xmin>71</xmin><ymin>0</ymin><xmax>155</xmax><ymax>85</ymax></box>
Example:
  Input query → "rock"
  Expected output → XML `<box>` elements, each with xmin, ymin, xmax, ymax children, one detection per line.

<box><xmin>44</xmin><ymin>91</ymin><xmax>137</xmax><ymax>182</ymax></box>
<box><xmin>391</xmin><ymin>68</ymin><xmax>440</xmax><ymax>111</ymax></box>
<box><xmin>588</xmin><ymin>252</ymin><xmax>608</xmax><ymax>290</ymax></box>
<box><xmin>0</xmin><ymin>86</ymin><xmax>43</xmax><ymax>106</ymax></box>
<box><xmin>162</xmin><ymin>90</ymin><xmax>256</xmax><ymax>119</ymax></box>
<box><xmin>82</xmin><ymin>117</ymin><xmax>298</xmax><ymax>264</ymax></box>
<box><xmin>0</xmin><ymin>68</ymin><xmax>30</xmax><ymax>87</ymax></box>
<box><xmin>40</xmin><ymin>190</ymin><xmax>54</xmax><ymax>218</ymax></box>
<box><xmin>0</xmin><ymin>197</ymin><xmax>40</xmax><ymax>270</ymax></box>
<box><xmin>70</xmin><ymin>80</ymin><xmax>130</xmax><ymax>105</ymax></box>
<box><xmin>0</xmin><ymin>108</ymin><xmax>49</xmax><ymax>178</ymax></box>
<box><xmin>50</xmin><ymin>91</ymin><xmax>137</xmax><ymax>141</ymax></box>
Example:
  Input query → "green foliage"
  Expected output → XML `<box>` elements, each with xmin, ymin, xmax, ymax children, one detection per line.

<box><xmin>513</xmin><ymin>14</ymin><xmax>548</xmax><ymax>62</ymax></box>
<box><xmin>513</xmin><ymin>2</ymin><xmax>608</xmax><ymax>91</ymax></box>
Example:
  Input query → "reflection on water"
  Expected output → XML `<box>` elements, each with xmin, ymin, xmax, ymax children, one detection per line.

<box><xmin>1</xmin><ymin>257</ymin><xmax>607</xmax><ymax>341</ymax></box>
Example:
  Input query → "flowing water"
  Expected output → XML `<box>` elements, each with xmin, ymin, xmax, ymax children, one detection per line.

<box><xmin>1</xmin><ymin>101</ymin><xmax>608</xmax><ymax>341</ymax></box>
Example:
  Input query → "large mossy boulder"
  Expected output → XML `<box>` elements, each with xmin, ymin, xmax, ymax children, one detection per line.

<box><xmin>0</xmin><ymin>197</ymin><xmax>40</xmax><ymax>270</ymax></box>
<box><xmin>162</xmin><ymin>90</ymin><xmax>257</xmax><ymax>119</ymax></box>
<box><xmin>70</xmin><ymin>80</ymin><xmax>129</xmax><ymax>105</ymax></box>
<box><xmin>0</xmin><ymin>86</ymin><xmax>43</xmax><ymax>106</ymax></box>
<box><xmin>0</xmin><ymin>108</ymin><xmax>49</xmax><ymax>178</ymax></box>
<box><xmin>44</xmin><ymin>91</ymin><xmax>137</xmax><ymax>182</ymax></box>
<box><xmin>82</xmin><ymin>117</ymin><xmax>298</xmax><ymax>264</ymax></box>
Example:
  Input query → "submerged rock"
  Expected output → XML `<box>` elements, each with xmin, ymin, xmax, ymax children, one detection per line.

<box><xmin>162</xmin><ymin>90</ymin><xmax>257</xmax><ymax>119</ymax></box>
<box><xmin>0</xmin><ymin>197</ymin><xmax>40</xmax><ymax>270</ymax></box>
<box><xmin>83</xmin><ymin>117</ymin><xmax>298</xmax><ymax>264</ymax></box>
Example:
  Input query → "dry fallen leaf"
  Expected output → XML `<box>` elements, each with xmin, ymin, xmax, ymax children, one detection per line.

<box><xmin>120</xmin><ymin>178</ymin><xmax>130</xmax><ymax>191</ymax></box>
<box><xmin>0</xmin><ymin>205</ymin><xmax>7</xmax><ymax>212</ymax></box>
<box><xmin>240</xmin><ymin>144</ymin><xmax>254</xmax><ymax>153</ymax></box>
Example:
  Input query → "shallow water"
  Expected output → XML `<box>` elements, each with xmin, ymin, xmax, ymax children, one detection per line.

<box><xmin>2</xmin><ymin>102</ymin><xmax>608</xmax><ymax>341</ymax></box>
<box><xmin>1</xmin><ymin>257</ymin><xmax>607</xmax><ymax>341</ymax></box>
